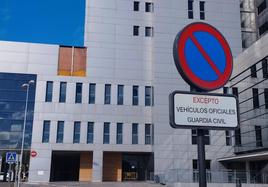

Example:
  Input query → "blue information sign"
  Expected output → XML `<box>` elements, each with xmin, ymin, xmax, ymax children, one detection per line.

<box><xmin>6</xmin><ymin>152</ymin><xmax>17</xmax><ymax>164</ymax></box>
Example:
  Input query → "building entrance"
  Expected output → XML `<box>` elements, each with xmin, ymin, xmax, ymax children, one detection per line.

<box><xmin>50</xmin><ymin>151</ymin><xmax>80</xmax><ymax>182</ymax></box>
<box><xmin>122</xmin><ymin>153</ymin><xmax>153</xmax><ymax>181</ymax></box>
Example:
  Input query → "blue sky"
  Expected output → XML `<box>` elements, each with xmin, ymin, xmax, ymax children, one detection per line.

<box><xmin>0</xmin><ymin>0</ymin><xmax>85</xmax><ymax>47</ymax></box>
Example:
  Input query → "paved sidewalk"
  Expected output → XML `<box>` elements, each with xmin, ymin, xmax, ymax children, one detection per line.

<box><xmin>18</xmin><ymin>182</ymin><xmax>164</xmax><ymax>187</ymax></box>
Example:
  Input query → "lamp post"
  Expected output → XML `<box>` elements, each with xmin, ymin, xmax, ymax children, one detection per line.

<box><xmin>18</xmin><ymin>80</ymin><xmax>35</xmax><ymax>187</ymax></box>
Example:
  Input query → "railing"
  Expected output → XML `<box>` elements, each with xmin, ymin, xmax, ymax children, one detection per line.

<box><xmin>152</xmin><ymin>169</ymin><xmax>268</xmax><ymax>184</ymax></box>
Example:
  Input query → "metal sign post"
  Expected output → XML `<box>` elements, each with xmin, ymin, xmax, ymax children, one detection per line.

<box><xmin>197</xmin><ymin>129</ymin><xmax>206</xmax><ymax>187</ymax></box>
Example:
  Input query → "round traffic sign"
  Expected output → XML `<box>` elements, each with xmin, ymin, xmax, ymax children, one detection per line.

<box><xmin>31</xmin><ymin>150</ymin><xmax>37</xmax><ymax>157</ymax></box>
<box><xmin>173</xmin><ymin>22</ymin><xmax>233</xmax><ymax>91</ymax></box>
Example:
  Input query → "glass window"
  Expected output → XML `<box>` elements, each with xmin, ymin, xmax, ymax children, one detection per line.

<box><xmin>104</xmin><ymin>84</ymin><xmax>111</xmax><ymax>104</ymax></box>
<box><xmin>134</xmin><ymin>1</ymin><xmax>139</xmax><ymax>11</ymax></box>
<box><xmin>59</xmin><ymin>82</ymin><xmax>67</xmax><ymax>103</ymax></box>
<box><xmin>56</xmin><ymin>121</ymin><xmax>64</xmax><ymax>143</ymax></box>
<box><xmin>116</xmin><ymin>123</ymin><xmax>123</xmax><ymax>144</ymax></box>
<box><xmin>199</xmin><ymin>1</ymin><xmax>205</xmax><ymax>20</ymax></box>
<box><xmin>132</xmin><ymin>123</ymin><xmax>138</xmax><ymax>144</ymax></box>
<box><xmin>232</xmin><ymin>87</ymin><xmax>239</xmax><ymax>98</ymax></box>
<box><xmin>87</xmin><ymin>122</ymin><xmax>94</xmax><ymax>144</ymax></box>
<box><xmin>89</xmin><ymin>83</ymin><xmax>96</xmax><ymax>104</ymax></box>
<box><xmin>117</xmin><ymin>85</ymin><xmax>124</xmax><ymax>105</ymax></box>
<box><xmin>133</xmin><ymin>86</ymin><xmax>139</xmax><ymax>105</ymax></box>
<box><xmin>259</xmin><ymin>21</ymin><xmax>268</xmax><ymax>36</ymax></box>
<box><xmin>145</xmin><ymin>2</ymin><xmax>154</xmax><ymax>12</ymax></box>
<box><xmin>145</xmin><ymin>86</ymin><xmax>152</xmax><ymax>106</ymax></box>
<box><xmin>188</xmin><ymin>0</ymin><xmax>194</xmax><ymax>19</ymax></box>
<box><xmin>193</xmin><ymin>160</ymin><xmax>211</xmax><ymax>182</ymax></box>
<box><xmin>75</xmin><ymin>83</ymin><xmax>82</xmax><ymax>103</ymax></box>
<box><xmin>262</xmin><ymin>59</ymin><xmax>268</xmax><ymax>78</ymax></box>
<box><xmin>223</xmin><ymin>87</ymin><xmax>229</xmax><ymax>94</ymax></box>
<box><xmin>45</xmin><ymin>81</ymin><xmax>53</xmax><ymax>102</ymax></box>
<box><xmin>192</xmin><ymin>130</ymin><xmax>210</xmax><ymax>145</ymax></box>
<box><xmin>264</xmin><ymin>88</ymin><xmax>268</xmax><ymax>109</ymax></box>
<box><xmin>257</xmin><ymin>0</ymin><xmax>267</xmax><ymax>15</ymax></box>
<box><xmin>255</xmin><ymin>126</ymin><xmax>263</xmax><ymax>147</ymax></box>
<box><xmin>133</xmin><ymin>26</ymin><xmax>139</xmax><ymax>36</ymax></box>
<box><xmin>145</xmin><ymin>27</ymin><xmax>154</xmax><ymax>37</ymax></box>
<box><xmin>250</xmin><ymin>64</ymin><xmax>257</xmax><ymax>78</ymax></box>
<box><xmin>103</xmin><ymin>122</ymin><xmax>110</xmax><ymax>144</ymax></box>
<box><xmin>145</xmin><ymin>124</ymin><xmax>151</xmax><ymax>145</ymax></box>
<box><xmin>225</xmin><ymin>131</ymin><xmax>232</xmax><ymax>146</ymax></box>
<box><xmin>252</xmin><ymin>88</ymin><xmax>259</xmax><ymax>108</ymax></box>
<box><xmin>235</xmin><ymin>128</ymin><xmax>241</xmax><ymax>146</ymax></box>
<box><xmin>42</xmin><ymin>120</ymin><xmax>50</xmax><ymax>143</ymax></box>
<box><xmin>73</xmin><ymin>121</ymin><xmax>80</xmax><ymax>143</ymax></box>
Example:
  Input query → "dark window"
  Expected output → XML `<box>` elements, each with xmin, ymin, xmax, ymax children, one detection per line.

<box><xmin>188</xmin><ymin>0</ymin><xmax>194</xmax><ymax>19</ymax></box>
<box><xmin>145</xmin><ymin>27</ymin><xmax>154</xmax><ymax>37</ymax></box>
<box><xmin>75</xmin><ymin>83</ymin><xmax>82</xmax><ymax>103</ymax></box>
<box><xmin>192</xmin><ymin>130</ymin><xmax>210</xmax><ymax>145</ymax></box>
<box><xmin>145</xmin><ymin>2</ymin><xmax>154</xmax><ymax>12</ymax></box>
<box><xmin>199</xmin><ymin>1</ymin><xmax>205</xmax><ymax>20</ymax></box>
<box><xmin>134</xmin><ymin>1</ymin><xmax>139</xmax><ymax>11</ymax></box>
<box><xmin>259</xmin><ymin>21</ymin><xmax>268</xmax><ymax>36</ymax></box>
<box><xmin>262</xmin><ymin>59</ymin><xmax>268</xmax><ymax>78</ymax></box>
<box><xmin>104</xmin><ymin>84</ymin><xmax>111</xmax><ymax>104</ymax></box>
<box><xmin>225</xmin><ymin>131</ymin><xmax>232</xmax><ymax>146</ymax></box>
<box><xmin>223</xmin><ymin>87</ymin><xmax>229</xmax><ymax>94</ymax></box>
<box><xmin>42</xmin><ymin>120</ymin><xmax>50</xmax><ymax>143</ymax></box>
<box><xmin>117</xmin><ymin>85</ymin><xmax>124</xmax><ymax>105</ymax></box>
<box><xmin>89</xmin><ymin>83</ymin><xmax>96</xmax><ymax>104</ymax></box>
<box><xmin>235</xmin><ymin>128</ymin><xmax>241</xmax><ymax>146</ymax></box>
<box><xmin>116</xmin><ymin>123</ymin><xmax>123</xmax><ymax>144</ymax></box>
<box><xmin>232</xmin><ymin>87</ymin><xmax>239</xmax><ymax>98</ymax></box>
<box><xmin>73</xmin><ymin>121</ymin><xmax>80</xmax><ymax>143</ymax></box>
<box><xmin>252</xmin><ymin>88</ymin><xmax>259</xmax><ymax>108</ymax></box>
<box><xmin>132</xmin><ymin>123</ymin><xmax>138</xmax><ymax>144</ymax></box>
<box><xmin>56</xmin><ymin>121</ymin><xmax>64</xmax><ymax>143</ymax></box>
<box><xmin>145</xmin><ymin>86</ymin><xmax>153</xmax><ymax>106</ymax></box>
<box><xmin>133</xmin><ymin>26</ymin><xmax>139</xmax><ymax>36</ymax></box>
<box><xmin>59</xmin><ymin>82</ymin><xmax>67</xmax><ymax>103</ymax></box>
<box><xmin>145</xmin><ymin>124</ymin><xmax>151</xmax><ymax>145</ymax></box>
<box><xmin>257</xmin><ymin>0</ymin><xmax>267</xmax><ymax>15</ymax></box>
<box><xmin>264</xmin><ymin>88</ymin><xmax>268</xmax><ymax>109</ymax></box>
<box><xmin>87</xmin><ymin>122</ymin><xmax>94</xmax><ymax>144</ymax></box>
<box><xmin>255</xmin><ymin>126</ymin><xmax>263</xmax><ymax>147</ymax></box>
<box><xmin>103</xmin><ymin>122</ymin><xmax>110</xmax><ymax>144</ymax></box>
<box><xmin>193</xmin><ymin>159</ymin><xmax>211</xmax><ymax>182</ymax></box>
<box><xmin>133</xmin><ymin>86</ymin><xmax>139</xmax><ymax>105</ymax></box>
<box><xmin>250</xmin><ymin>65</ymin><xmax>257</xmax><ymax>78</ymax></box>
<box><xmin>45</xmin><ymin>81</ymin><xmax>53</xmax><ymax>102</ymax></box>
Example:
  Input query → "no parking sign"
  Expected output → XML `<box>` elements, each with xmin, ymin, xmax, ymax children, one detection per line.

<box><xmin>173</xmin><ymin>22</ymin><xmax>233</xmax><ymax>91</ymax></box>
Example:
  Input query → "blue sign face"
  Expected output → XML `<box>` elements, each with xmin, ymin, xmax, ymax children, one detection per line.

<box><xmin>173</xmin><ymin>22</ymin><xmax>233</xmax><ymax>91</ymax></box>
<box><xmin>6</xmin><ymin>152</ymin><xmax>16</xmax><ymax>164</ymax></box>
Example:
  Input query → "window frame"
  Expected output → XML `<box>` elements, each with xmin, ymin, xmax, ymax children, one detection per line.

<box><xmin>117</xmin><ymin>85</ymin><xmax>124</xmax><ymax>105</ymax></box>
<box><xmin>89</xmin><ymin>83</ymin><xmax>96</xmax><ymax>104</ymax></box>
<box><xmin>59</xmin><ymin>82</ymin><xmax>67</xmax><ymax>103</ymax></box>
<box><xmin>75</xmin><ymin>83</ymin><xmax>83</xmax><ymax>103</ymax></box>
<box><xmin>45</xmin><ymin>81</ymin><xmax>53</xmax><ymax>102</ymax></box>
<box><xmin>133</xmin><ymin>85</ymin><xmax>139</xmax><ymax>105</ymax></box>
<box><xmin>73</xmin><ymin>121</ymin><xmax>81</xmax><ymax>143</ymax></box>
<box><xmin>56</xmin><ymin>121</ymin><xmax>64</xmax><ymax>143</ymax></box>
<box><xmin>87</xmin><ymin>122</ymin><xmax>94</xmax><ymax>144</ymax></box>
<box><xmin>132</xmin><ymin>123</ymin><xmax>138</xmax><ymax>144</ymax></box>
<box><xmin>116</xmin><ymin>123</ymin><xmax>123</xmax><ymax>144</ymax></box>
<box><xmin>42</xmin><ymin>120</ymin><xmax>50</xmax><ymax>143</ymax></box>
<box><xmin>104</xmin><ymin>84</ymin><xmax>111</xmax><ymax>104</ymax></box>
<box><xmin>103</xmin><ymin>122</ymin><xmax>110</xmax><ymax>144</ymax></box>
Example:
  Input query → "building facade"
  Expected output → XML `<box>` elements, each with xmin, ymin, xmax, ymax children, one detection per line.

<box><xmin>0</xmin><ymin>0</ymin><xmax>243</xmax><ymax>183</ymax></box>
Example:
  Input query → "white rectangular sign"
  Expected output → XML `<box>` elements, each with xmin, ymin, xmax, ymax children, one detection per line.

<box><xmin>170</xmin><ymin>91</ymin><xmax>239</xmax><ymax>129</ymax></box>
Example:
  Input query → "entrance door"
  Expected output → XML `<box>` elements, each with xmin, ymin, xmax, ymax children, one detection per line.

<box><xmin>122</xmin><ymin>153</ymin><xmax>153</xmax><ymax>181</ymax></box>
<box><xmin>50</xmin><ymin>151</ymin><xmax>80</xmax><ymax>181</ymax></box>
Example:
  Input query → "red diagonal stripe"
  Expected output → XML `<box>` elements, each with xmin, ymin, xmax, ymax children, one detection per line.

<box><xmin>189</xmin><ymin>35</ymin><xmax>222</xmax><ymax>77</ymax></box>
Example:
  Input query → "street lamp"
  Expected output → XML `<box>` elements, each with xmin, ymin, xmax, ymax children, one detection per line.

<box><xmin>18</xmin><ymin>80</ymin><xmax>35</xmax><ymax>187</ymax></box>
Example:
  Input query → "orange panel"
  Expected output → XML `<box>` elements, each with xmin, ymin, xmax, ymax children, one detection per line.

<box><xmin>73</xmin><ymin>47</ymin><xmax>87</xmax><ymax>77</ymax></box>
<box><xmin>79</xmin><ymin>152</ymin><xmax>93</xmax><ymax>182</ymax></box>
<box><xmin>58</xmin><ymin>47</ymin><xmax>72</xmax><ymax>76</ymax></box>
<box><xmin>103</xmin><ymin>152</ymin><xmax>122</xmax><ymax>182</ymax></box>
